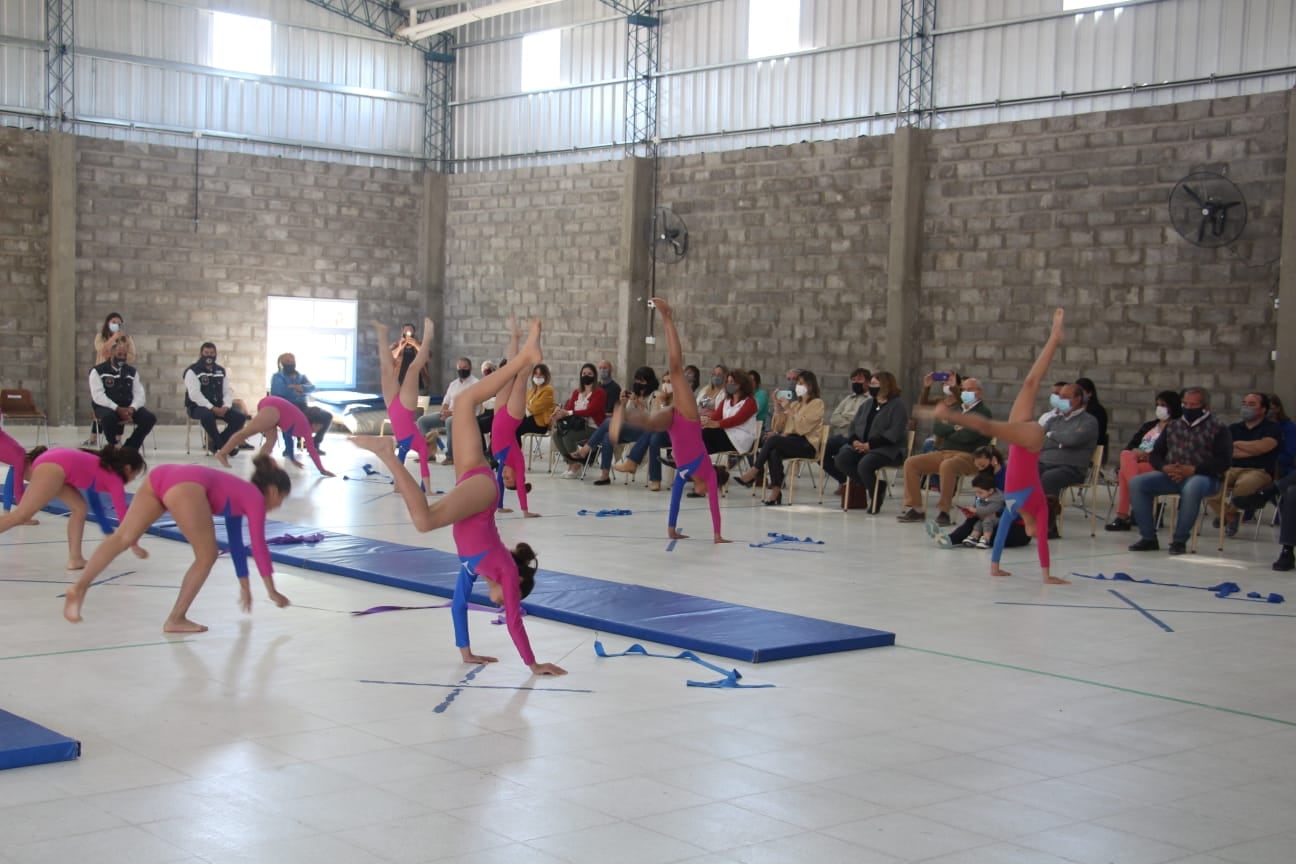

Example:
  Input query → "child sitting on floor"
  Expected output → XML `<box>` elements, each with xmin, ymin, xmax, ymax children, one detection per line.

<box><xmin>961</xmin><ymin>470</ymin><xmax>1004</xmax><ymax>549</ymax></box>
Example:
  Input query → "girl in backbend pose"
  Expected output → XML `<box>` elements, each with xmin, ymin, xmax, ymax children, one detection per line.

<box><xmin>610</xmin><ymin>297</ymin><xmax>729</xmax><ymax>544</ymax></box>
<box><xmin>352</xmin><ymin>319</ymin><xmax>566</xmax><ymax>675</ymax></box>
<box><xmin>214</xmin><ymin>395</ymin><xmax>334</xmax><ymax>477</ymax></box>
<box><xmin>64</xmin><ymin>455</ymin><xmax>293</xmax><ymax>632</ymax></box>
<box><xmin>0</xmin><ymin>445</ymin><xmax>148</xmax><ymax>569</ymax></box>
<box><xmin>933</xmin><ymin>308</ymin><xmax>1069</xmax><ymax>584</ymax></box>
<box><xmin>374</xmin><ymin>318</ymin><xmax>435</xmax><ymax>492</ymax></box>
<box><xmin>492</xmin><ymin>319</ymin><xmax>539</xmax><ymax>518</ymax></box>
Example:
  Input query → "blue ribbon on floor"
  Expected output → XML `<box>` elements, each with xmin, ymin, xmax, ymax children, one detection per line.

<box><xmin>353</xmin><ymin>601</ymin><xmax>519</xmax><ymax>626</ymax></box>
<box><xmin>1073</xmin><ymin>572</ymin><xmax>1284</xmax><ymax>604</ymax></box>
<box><xmin>267</xmin><ymin>532</ymin><xmax>325</xmax><ymax>545</ymax></box>
<box><xmin>594</xmin><ymin>639</ymin><xmax>774</xmax><ymax>689</ymax></box>
<box><xmin>577</xmin><ymin>508</ymin><xmax>633</xmax><ymax>517</ymax></box>
<box><xmin>749</xmin><ymin>532</ymin><xmax>824</xmax><ymax>549</ymax></box>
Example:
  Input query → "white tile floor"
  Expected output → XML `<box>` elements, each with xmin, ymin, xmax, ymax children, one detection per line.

<box><xmin>2</xmin><ymin>427</ymin><xmax>1295</xmax><ymax>863</ymax></box>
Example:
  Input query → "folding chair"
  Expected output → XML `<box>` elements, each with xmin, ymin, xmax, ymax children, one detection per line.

<box><xmin>1058</xmin><ymin>445</ymin><xmax>1104</xmax><ymax>538</ymax></box>
<box><xmin>784</xmin><ymin>427</ymin><xmax>831</xmax><ymax>505</ymax></box>
<box><xmin>0</xmin><ymin>389</ymin><xmax>49</xmax><ymax>446</ymax></box>
<box><xmin>843</xmin><ymin>428</ymin><xmax>915</xmax><ymax>514</ymax></box>
<box><xmin>711</xmin><ymin>421</ymin><xmax>761</xmax><ymax>497</ymax></box>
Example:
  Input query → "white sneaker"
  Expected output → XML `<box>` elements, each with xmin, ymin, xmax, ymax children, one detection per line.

<box><xmin>561</xmin><ymin>469</ymin><xmax>579</xmax><ymax>480</ymax></box>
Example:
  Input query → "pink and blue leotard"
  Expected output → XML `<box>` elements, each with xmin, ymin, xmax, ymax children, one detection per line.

<box><xmin>149</xmin><ymin>464</ymin><xmax>273</xmax><ymax>579</ymax></box>
<box><xmin>0</xmin><ymin>426</ymin><xmax>26</xmax><ymax>511</ymax></box>
<box><xmin>387</xmin><ymin>396</ymin><xmax>431</xmax><ymax>486</ymax></box>
<box><xmin>257</xmin><ymin>396</ymin><xmax>327</xmax><ymax>474</ymax></box>
<box><xmin>991</xmin><ymin>445</ymin><xmax>1049</xmax><ymax>570</ymax></box>
<box><xmin>451</xmin><ymin>465</ymin><xmax>535</xmax><ymax>666</ymax></box>
<box><xmin>33</xmin><ymin>448</ymin><xmax>130</xmax><ymax>534</ymax></box>
<box><xmin>491</xmin><ymin>409</ymin><xmax>529</xmax><ymax>512</ymax></box>
<box><xmin>667</xmin><ymin>409</ymin><xmax>722</xmax><ymax>536</ymax></box>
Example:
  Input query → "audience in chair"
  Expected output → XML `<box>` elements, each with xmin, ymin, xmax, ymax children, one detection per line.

<box><xmin>184</xmin><ymin>342</ymin><xmax>246</xmax><ymax>455</ymax></box>
<box><xmin>1037</xmin><ymin>382</ymin><xmax>1100</xmax><ymax>539</ymax></box>
<box><xmin>823</xmin><ymin>367</ymin><xmax>871</xmax><ymax>488</ymax></box>
<box><xmin>270</xmin><ymin>352</ymin><xmax>332</xmax><ymax>454</ymax></box>
<box><xmin>1105</xmin><ymin>390</ymin><xmax>1181</xmax><ymax>532</ymax></box>
<box><xmin>554</xmin><ymin>363</ymin><xmax>608</xmax><ymax>478</ymax></box>
<box><xmin>897</xmin><ymin>377</ymin><xmax>991</xmax><ymax>526</ymax></box>
<box><xmin>515</xmin><ymin>364</ymin><xmax>556</xmax><ymax>439</ymax></box>
<box><xmin>90</xmin><ymin>339</ymin><xmax>156</xmax><ymax>450</ymax></box>
<box><xmin>734</xmin><ymin>370</ymin><xmax>825</xmax><ymax>506</ymax></box>
<box><xmin>1204</xmin><ymin>391</ymin><xmax>1280</xmax><ymax>537</ymax></box>
<box><xmin>575</xmin><ymin>367</ymin><xmax>659</xmax><ymax>486</ymax></box>
<box><xmin>831</xmin><ymin>371</ymin><xmax>908</xmax><ymax>512</ymax></box>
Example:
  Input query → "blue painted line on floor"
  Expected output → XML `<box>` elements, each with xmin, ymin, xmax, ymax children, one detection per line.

<box><xmin>1109</xmin><ymin>589</ymin><xmax>1174</xmax><ymax>632</ymax></box>
<box><xmin>996</xmin><ymin>601</ymin><xmax>1296</xmax><ymax>618</ymax></box>
<box><xmin>666</xmin><ymin>539</ymin><xmax>678</xmax><ymax>552</ymax></box>
<box><xmin>754</xmin><ymin>545</ymin><xmax>827</xmax><ymax>554</ymax></box>
<box><xmin>57</xmin><ymin>570</ymin><xmax>137</xmax><ymax>599</ymax></box>
<box><xmin>360</xmin><ymin>678</ymin><xmax>594</xmax><ymax>694</ymax></box>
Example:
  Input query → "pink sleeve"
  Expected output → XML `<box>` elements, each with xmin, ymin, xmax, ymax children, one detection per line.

<box><xmin>498</xmin><ymin>562</ymin><xmax>535</xmax><ymax>667</ymax></box>
<box><xmin>245</xmin><ymin>493</ymin><xmax>274</xmax><ymax>579</ymax></box>
<box><xmin>103</xmin><ymin>471</ymin><xmax>130</xmax><ymax>525</ymax></box>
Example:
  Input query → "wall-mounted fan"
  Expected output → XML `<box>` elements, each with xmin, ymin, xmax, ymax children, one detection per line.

<box><xmin>1168</xmin><ymin>171</ymin><xmax>1247</xmax><ymax>248</ymax></box>
<box><xmin>652</xmin><ymin>207</ymin><xmax>689</xmax><ymax>263</ymax></box>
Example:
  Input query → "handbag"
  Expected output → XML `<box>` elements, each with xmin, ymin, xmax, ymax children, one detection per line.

<box><xmin>556</xmin><ymin>415</ymin><xmax>587</xmax><ymax>433</ymax></box>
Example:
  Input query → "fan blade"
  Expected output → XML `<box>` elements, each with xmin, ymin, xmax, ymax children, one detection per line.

<box><xmin>1182</xmin><ymin>184</ymin><xmax>1205</xmax><ymax>207</ymax></box>
<box><xmin>1196</xmin><ymin>216</ymin><xmax>1207</xmax><ymax>245</ymax></box>
<box><xmin>1217</xmin><ymin>200</ymin><xmax>1241</xmax><ymax>211</ymax></box>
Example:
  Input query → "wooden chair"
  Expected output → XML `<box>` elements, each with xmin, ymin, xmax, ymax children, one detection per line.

<box><xmin>0</xmin><ymin>389</ymin><xmax>49</xmax><ymax>446</ymax></box>
<box><xmin>1057</xmin><ymin>445</ymin><xmax>1105</xmax><ymax>538</ymax></box>
<box><xmin>784</xmin><ymin>426</ymin><xmax>831</xmax><ymax>505</ymax></box>
<box><xmin>711</xmin><ymin>421</ymin><xmax>762</xmax><ymax>497</ymax></box>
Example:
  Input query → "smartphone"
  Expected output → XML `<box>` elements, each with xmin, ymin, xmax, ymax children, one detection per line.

<box><xmin>931</xmin><ymin>372</ymin><xmax>950</xmax><ymax>382</ymax></box>
<box><xmin>775</xmin><ymin>389</ymin><xmax>793</xmax><ymax>402</ymax></box>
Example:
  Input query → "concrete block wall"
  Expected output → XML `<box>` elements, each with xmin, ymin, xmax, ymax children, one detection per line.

<box><xmin>920</xmin><ymin>91</ymin><xmax>1287</xmax><ymax>440</ymax></box>
<box><xmin>443</xmin><ymin>161</ymin><xmax>626</xmax><ymax>394</ymax></box>
<box><xmin>652</xmin><ymin>137</ymin><xmax>895</xmax><ymax>399</ymax></box>
<box><xmin>0</xmin><ymin>128</ymin><xmax>50</xmax><ymax>408</ymax></box>
<box><xmin>75</xmin><ymin>139</ymin><xmax>424</xmax><ymax>422</ymax></box>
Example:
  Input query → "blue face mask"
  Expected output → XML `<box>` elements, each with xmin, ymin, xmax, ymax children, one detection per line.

<box><xmin>1050</xmin><ymin>394</ymin><xmax>1072</xmax><ymax>413</ymax></box>
<box><xmin>959</xmin><ymin>391</ymin><xmax>977</xmax><ymax>406</ymax></box>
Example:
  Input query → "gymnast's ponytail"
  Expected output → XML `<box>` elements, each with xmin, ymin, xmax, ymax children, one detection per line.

<box><xmin>96</xmin><ymin>444</ymin><xmax>146</xmax><ymax>481</ymax></box>
<box><xmin>25</xmin><ymin>446</ymin><xmax>47</xmax><ymax>464</ymax></box>
<box><xmin>511</xmin><ymin>541</ymin><xmax>538</xmax><ymax>599</ymax></box>
<box><xmin>250</xmin><ymin>454</ymin><xmax>292</xmax><ymax>497</ymax></box>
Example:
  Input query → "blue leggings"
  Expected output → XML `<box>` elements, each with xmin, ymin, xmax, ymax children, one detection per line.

<box><xmin>668</xmin><ymin>454</ymin><xmax>722</xmax><ymax>536</ymax></box>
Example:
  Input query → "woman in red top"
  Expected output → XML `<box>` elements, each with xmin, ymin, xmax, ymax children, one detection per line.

<box><xmin>554</xmin><ymin>363</ymin><xmax>607</xmax><ymax>479</ymax></box>
<box><xmin>690</xmin><ymin>369</ymin><xmax>758</xmax><ymax>497</ymax></box>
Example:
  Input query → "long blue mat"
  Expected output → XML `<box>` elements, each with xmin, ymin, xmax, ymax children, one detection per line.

<box><xmin>0</xmin><ymin>709</ymin><xmax>80</xmax><ymax>771</ymax></box>
<box><xmin>39</xmin><ymin>497</ymin><xmax>894</xmax><ymax>662</ymax></box>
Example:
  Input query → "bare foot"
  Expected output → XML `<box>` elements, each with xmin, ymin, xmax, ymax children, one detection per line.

<box><xmin>132</xmin><ymin>545</ymin><xmax>149</xmax><ymax>560</ymax></box>
<box><xmin>163</xmin><ymin>618</ymin><xmax>209</xmax><ymax>633</ymax></box>
<box><xmin>350</xmin><ymin>435</ymin><xmax>396</xmax><ymax>457</ymax></box>
<box><xmin>63</xmin><ymin>586</ymin><xmax>84</xmax><ymax>623</ymax></box>
<box><xmin>1044</xmin><ymin>575</ymin><xmax>1071</xmax><ymax>585</ymax></box>
<box><xmin>320</xmin><ymin>469</ymin><xmax>336</xmax><ymax>478</ymax></box>
<box><xmin>668</xmin><ymin>528</ymin><xmax>689</xmax><ymax>540</ymax></box>
<box><xmin>523</xmin><ymin>511</ymin><xmax>542</xmax><ymax>519</ymax></box>
<box><xmin>498</xmin><ymin>507</ymin><xmax>515</xmax><ymax>514</ymax></box>
<box><xmin>290</xmin><ymin>457</ymin><xmax>306</xmax><ymax>470</ymax></box>
<box><xmin>66</xmin><ymin>557</ymin><xmax>87</xmax><ymax>571</ymax></box>
<box><xmin>20</xmin><ymin>518</ymin><xmax>39</xmax><ymax>526</ymax></box>
<box><xmin>267</xmin><ymin>590</ymin><xmax>291</xmax><ymax>608</ymax></box>
<box><xmin>990</xmin><ymin>567</ymin><xmax>1012</xmax><ymax>578</ymax></box>
<box><xmin>215</xmin><ymin>451</ymin><xmax>232</xmax><ymax>469</ymax></box>
<box><xmin>714</xmin><ymin>535</ymin><xmax>732</xmax><ymax>544</ymax></box>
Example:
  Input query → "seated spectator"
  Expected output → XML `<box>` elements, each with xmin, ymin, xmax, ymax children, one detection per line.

<box><xmin>897</xmin><ymin>377</ymin><xmax>992</xmax><ymax>525</ymax></box>
<box><xmin>1269</xmin><ymin>395</ymin><xmax>1296</xmax><ymax>480</ymax></box>
<box><xmin>916</xmin><ymin>370</ymin><xmax>961</xmax><ymax>408</ymax></box>
<box><xmin>1128</xmin><ymin>386</ymin><xmax>1232</xmax><ymax>555</ymax></box>
<box><xmin>1073</xmin><ymin>377</ymin><xmax>1109</xmax><ymax>458</ymax></box>
<box><xmin>90</xmin><ymin>340</ymin><xmax>156</xmax><ymax>450</ymax></box>
<box><xmin>615</xmin><ymin>372</ymin><xmax>672</xmax><ymax>491</ymax></box>
<box><xmin>184</xmin><ymin>342</ymin><xmax>246</xmax><ymax>454</ymax></box>
<box><xmin>831</xmin><ymin>371</ymin><xmax>908</xmax><ymax>510</ymax></box>
<box><xmin>270</xmin><ymin>353</ymin><xmax>332</xmax><ymax>453</ymax></box>
<box><xmin>749</xmin><ymin>369</ymin><xmax>771</xmax><ymax>426</ymax></box>
<box><xmin>476</xmin><ymin>359</ymin><xmax>499</xmax><ymax>443</ymax></box>
<box><xmin>597</xmin><ymin>360</ymin><xmax>622</xmax><ymax>412</ymax></box>
<box><xmin>555</xmin><ymin>363</ymin><xmax>608</xmax><ymax>478</ymax></box>
<box><xmin>691</xmin><ymin>369</ymin><xmax>758</xmax><ymax>496</ymax></box>
<box><xmin>1038</xmin><ymin>382</ymin><xmax>1100</xmax><ymax>538</ymax></box>
<box><xmin>574</xmin><ymin>367</ymin><xmax>659</xmax><ymax>485</ymax></box>
<box><xmin>823</xmin><ymin>367</ymin><xmax>871</xmax><ymax>490</ymax></box>
<box><xmin>515</xmin><ymin>364</ymin><xmax>556</xmax><ymax>438</ymax></box>
<box><xmin>1105</xmin><ymin>390</ymin><xmax>1181</xmax><ymax>531</ymax></box>
<box><xmin>87</xmin><ymin>312</ymin><xmax>139</xmax><ymax>445</ymax></box>
<box><xmin>682</xmin><ymin>365</ymin><xmax>701</xmax><ymax>394</ymax></box>
<box><xmin>1205</xmin><ymin>391</ymin><xmax>1280</xmax><ymax>536</ymax></box>
<box><xmin>695</xmin><ymin>365</ymin><xmax>727</xmax><ymax>421</ymax></box>
<box><xmin>734</xmin><ymin>370</ymin><xmax>826</xmax><ymax>506</ymax></box>
<box><xmin>416</xmin><ymin>356</ymin><xmax>478</xmax><ymax>464</ymax></box>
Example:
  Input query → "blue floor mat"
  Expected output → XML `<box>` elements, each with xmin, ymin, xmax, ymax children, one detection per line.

<box><xmin>0</xmin><ymin>709</ymin><xmax>80</xmax><ymax>771</ymax></box>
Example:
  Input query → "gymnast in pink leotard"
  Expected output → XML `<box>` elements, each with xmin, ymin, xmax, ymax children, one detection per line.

<box><xmin>64</xmin><ymin>455</ymin><xmax>293</xmax><ymax>632</ymax></box>
<box><xmin>372</xmin><ymin>318</ymin><xmax>433</xmax><ymax>490</ymax></box>
<box><xmin>492</xmin><ymin>319</ymin><xmax>539</xmax><ymax>517</ymax></box>
<box><xmin>609</xmin><ymin>297</ymin><xmax>729</xmax><ymax>543</ymax></box>
<box><xmin>0</xmin><ymin>445</ymin><xmax>147</xmax><ymax>570</ymax></box>
<box><xmin>0</xmin><ymin>417</ymin><xmax>40</xmax><ymax>514</ymax></box>
<box><xmin>352</xmin><ymin>319</ymin><xmax>566</xmax><ymax>675</ymax></box>
<box><xmin>931</xmin><ymin>308</ymin><xmax>1068</xmax><ymax>584</ymax></box>
<box><xmin>215</xmin><ymin>395</ymin><xmax>334</xmax><ymax>476</ymax></box>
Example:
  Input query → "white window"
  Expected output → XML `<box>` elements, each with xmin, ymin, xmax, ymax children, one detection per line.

<box><xmin>520</xmin><ymin>28</ymin><xmax>562</xmax><ymax>92</ymax></box>
<box><xmin>211</xmin><ymin>11</ymin><xmax>272</xmax><ymax>76</ymax></box>
<box><xmin>748</xmin><ymin>0</ymin><xmax>801</xmax><ymax>59</ymax></box>
<box><xmin>265</xmin><ymin>297</ymin><xmax>358</xmax><ymax>390</ymax></box>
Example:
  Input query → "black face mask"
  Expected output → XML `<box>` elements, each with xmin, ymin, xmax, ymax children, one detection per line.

<box><xmin>851</xmin><ymin>382</ymin><xmax>865</xmax><ymax>396</ymax></box>
<box><xmin>282</xmin><ymin>363</ymin><xmax>296</xmax><ymax>375</ymax></box>
<box><xmin>456</xmin><ymin>368</ymin><xmax>471</xmax><ymax>380</ymax></box>
<box><xmin>868</xmin><ymin>385</ymin><xmax>880</xmax><ymax>398</ymax></box>
<box><xmin>1182</xmin><ymin>407</ymin><xmax>1205</xmax><ymax>423</ymax></box>
<box><xmin>202</xmin><ymin>355</ymin><xmax>216</xmax><ymax>366</ymax></box>
<box><xmin>580</xmin><ymin>374</ymin><xmax>596</xmax><ymax>387</ymax></box>
<box><xmin>633</xmin><ymin>381</ymin><xmax>651</xmax><ymax>396</ymax></box>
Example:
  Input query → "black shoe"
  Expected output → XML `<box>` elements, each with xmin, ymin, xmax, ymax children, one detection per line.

<box><xmin>897</xmin><ymin>508</ymin><xmax>925</xmax><ymax>523</ymax></box>
<box><xmin>316</xmin><ymin>448</ymin><xmax>326</xmax><ymax>456</ymax></box>
<box><xmin>1231</xmin><ymin>493</ymin><xmax>1265</xmax><ymax>512</ymax></box>
<box><xmin>1128</xmin><ymin>538</ymin><xmax>1160</xmax><ymax>552</ymax></box>
<box><xmin>1104</xmin><ymin>516</ymin><xmax>1132</xmax><ymax>532</ymax></box>
<box><xmin>686</xmin><ymin>491</ymin><xmax>704</xmax><ymax>498</ymax></box>
<box><xmin>239</xmin><ymin>442</ymin><xmax>255</xmax><ymax>451</ymax></box>
<box><xmin>935</xmin><ymin>512</ymin><xmax>951</xmax><ymax>527</ymax></box>
<box><xmin>593</xmin><ymin>478</ymin><xmax>611</xmax><ymax>486</ymax></box>
<box><xmin>763</xmin><ymin>490</ymin><xmax>783</xmax><ymax>506</ymax></box>
<box><xmin>733</xmin><ymin>474</ymin><xmax>755</xmax><ymax>488</ymax></box>
<box><xmin>1273</xmin><ymin>550</ymin><xmax>1295</xmax><ymax>572</ymax></box>
<box><xmin>1167</xmin><ymin>541</ymin><xmax>1188</xmax><ymax>555</ymax></box>
<box><xmin>1047</xmin><ymin>527</ymin><xmax>1061</xmax><ymax>540</ymax></box>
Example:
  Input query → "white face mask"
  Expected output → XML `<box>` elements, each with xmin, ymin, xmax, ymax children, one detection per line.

<box><xmin>794</xmin><ymin>384</ymin><xmax>808</xmax><ymax>397</ymax></box>
<box><xmin>109</xmin><ymin>322</ymin><xmax>121</xmax><ymax>333</ymax></box>
<box><xmin>1155</xmin><ymin>405</ymin><xmax>1170</xmax><ymax>421</ymax></box>
<box><xmin>532</xmin><ymin>376</ymin><xmax>545</xmax><ymax>387</ymax></box>
<box><xmin>661</xmin><ymin>383</ymin><xmax>673</xmax><ymax>394</ymax></box>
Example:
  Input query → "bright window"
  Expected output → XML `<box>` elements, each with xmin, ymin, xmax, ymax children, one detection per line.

<box><xmin>265</xmin><ymin>297</ymin><xmax>358</xmax><ymax>390</ymax></box>
<box><xmin>212</xmin><ymin>11</ymin><xmax>272</xmax><ymax>76</ymax></box>
<box><xmin>521</xmin><ymin>29</ymin><xmax>562</xmax><ymax>92</ymax></box>
<box><xmin>748</xmin><ymin>0</ymin><xmax>801</xmax><ymax>59</ymax></box>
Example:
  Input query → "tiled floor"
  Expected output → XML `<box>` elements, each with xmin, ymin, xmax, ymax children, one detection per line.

<box><xmin>2</xmin><ymin>428</ymin><xmax>1295</xmax><ymax>863</ymax></box>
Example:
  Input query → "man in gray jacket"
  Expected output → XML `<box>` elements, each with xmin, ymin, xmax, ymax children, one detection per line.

<box><xmin>1039</xmin><ymin>382</ymin><xmax>1100</xmax><ymax>538</ymax></box>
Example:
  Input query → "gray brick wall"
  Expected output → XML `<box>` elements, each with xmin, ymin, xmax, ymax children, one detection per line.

<box><xmin>443</xmin><ymin>161</ymin><xmax>626</xmax><ymax>397</ymax></box>
<box><xmin>75</xmin><ymin>139</ymin><xmax>424</xmax><ymax>422</ymax></box>
<box><xmin>652</xmin><ymin>137</ymin><xmax>895</xmax><ymax>399</ymax></box>
<box><xmin>0</xmin><ymin>128</ymin><xmax>50</xmax><ymax>409</ymax></box>
<box><xmin>919</xmin><ymin>92</ymin><xmax>1286</xmax><ymax>442</ymax></box>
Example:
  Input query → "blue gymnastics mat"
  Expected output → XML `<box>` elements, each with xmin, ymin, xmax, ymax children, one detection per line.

<box><xmin>41</xmin><ymin>498</ymin><xmax>894</xmax><ymax>663</ymax></box>
<box><xmin>0</xmin><ymin>709</ymin><xmax>80</xmax><ymax>771</ymax></box>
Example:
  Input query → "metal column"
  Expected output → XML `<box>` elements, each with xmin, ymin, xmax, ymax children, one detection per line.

<box><xmin>45</xmin><ymin>0</ymin><xmax>74</xmax><ymax>129</ymax></box>
<box><xmin>424</xmin><ymin>35</ymin><xmax>455</xmax><ymax>173</ymax></box>
<box><xmin>897</xmin><ymin>0</ymin><xmax>936</xmax><ymax>127</ymax></box>
<box><xmin>603</xmin><ymin>0</ymin><xmax>660</xmax><ymax>158</ymax></box>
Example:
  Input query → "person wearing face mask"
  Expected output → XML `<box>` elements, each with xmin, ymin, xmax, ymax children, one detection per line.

<box><xmin>184</xmin><ymin>342</ymin><xmax>247</xmax><ymax>455</ymax></box>
<box><xmin>695</xmin><ymin>365</ymin><xmax>728</xmax><ymax>420</ymax></box>
<box><xmin>823</xmin><ymin>368</ymin><xmax>872</xmax><ymax>491</ymax></box>
<box><xmin>832</xmin><ymin>372</ymin><xmax>909</xmax><ymax>513</ymax></box>
<box><xmin>1035</xmin><ymin>382</ymin><xmax>1100</xmax><ymax>538</ymax></box>
<box><xmin>748</xmin><ymin>369</ymin><xmax>770</xmax><ymax>425</ymax></box>
<box><xmin>514</xmin><ymin>364</ymin><xmax>557</xmax><ymax>440</ymax></box>
<box><xmin>416</xmin><ymin>356</ymin><xmax>480</xmax><ymax>466</ymax></box>
<box><xmin>88</xmin><ymin>312</ymin><xmax>140</xmax><ymax>445</ymax></box>
<box><xmin>1037</xmin><ymin>382</ymin><xmax>1070</xmax><ymax>426</ymax></box>
<box><xmin>897</xmin><ymin>377</ymin><xmax>993</xmax><ymax>526</ymax></box>
<box><xmin>573</xmin><ymin>366</ymin><xmax>660</xmax><ymax>485</ymax></box>
<box><xmin>390</xmin><ymin>322</ymin><xmax>430</xmax><ymax>393</ymax></box>
<box><xmin>270</xmin><ymin>352</ymin><xmax>332</xmax><ymax>454</ymax></box>
<box><xmin>614</xmin><ymin>372</ymin><xmax>673</xmax><ymax>491</ymax></box>
<box><xmin>1073</xmin><ymin>377</ymin><xmax>1109</xmax><ymax>459</ymax></box>
<box><xmin>90</xmin><ymin>340</ymin><xmax>157</xmax><ymax>450</ymax></box>
<box><xmin>1202</xmin><ymin>391</ymin><xmax>1280</xmax><ymax>537</ymax></box>
<box><xmin>554</xmin><ymin>363</ymin><xmax>608</xmax><ymax>478</ymax></box>
<box><xmin>1105</xmin><ymin>390</ymin><xmax>1182</xmax><ymax>531</ymax></box>
<box><xmin>734</xmin><ymin>370</ymin><xmax>826</xmax><ymax>506</ymax></box>
<box><xmin>596</xmin><ymin>360</ymin><xmax>622</xmax><ymax>414</ymax></box>
<box><xmin>1127</xmin><ymin>386</ymin><xmax>1233</xmax><ymax>555</ymax></box>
